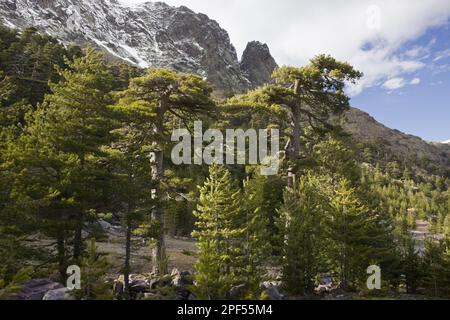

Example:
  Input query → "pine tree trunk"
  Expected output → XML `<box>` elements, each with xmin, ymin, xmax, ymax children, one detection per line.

<box><xmin>289</xmin><ymin>105</ymin><xmax>301</xmax><ymax>161</ymax></box>
<box><xmin>124</xmin><ymin>218</ymin><xmax>132</xmax><ymax>299</ymax></box>
<box><xmin>56</xmin><ymin>231</ymin><xmax>66</xmax><ymax>282</ymax></box>
<box><xmin>152</xmin><ymin>149</ymin><xmax>166</xmax><ymax>275</ymax></box>
<box><xmin>151</xmin><ymin>102</ymin><xmax>167</xmax><ymax>276</ymax></box>
<box><xmin>73</xmin><ymin>152</ymin><xmax>86</xmax><ymax>262</ymax></box>
<box><xmin>73</xmin><ymin>210</ymin><xmax>83</xmax><ymax>262</ymax></box>
<box><xmin>287</xmin><ymin>79</ymin><xmax>302</xmax><ymax>189</ymax></box>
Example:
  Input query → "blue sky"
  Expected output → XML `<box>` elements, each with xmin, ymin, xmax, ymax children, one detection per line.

<box><xmin>121</xmin><ymin>0</ymin><xmax>450</xmax><ymax>142</ymax></box>
<box><xmin>352</xmin><ymin>23</ymin><xmax>450</xmax><ymax>142</ymax></box>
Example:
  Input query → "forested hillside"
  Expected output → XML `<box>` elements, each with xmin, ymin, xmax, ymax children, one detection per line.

<box><xmin>1</xmin><ymin>26</ymin><xmax>449</xmax><ymax>300</ymax></box>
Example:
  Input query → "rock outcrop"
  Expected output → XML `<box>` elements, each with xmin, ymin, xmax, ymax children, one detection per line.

<box><xmin>240</xmin><ymin>41</ymin><xmax>278</xmax><ymax>88</ymax></box>
<box><xmin>14</xmin><ymin>279</ymin><xmax>64</xmax><ymax>300</ymax></box>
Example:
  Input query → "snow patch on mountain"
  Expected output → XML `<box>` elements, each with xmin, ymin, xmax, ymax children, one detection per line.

<box><xmin>0</xmin><ymin>0</ymin><xmax>258</xmax><ymax>95</ymax></box>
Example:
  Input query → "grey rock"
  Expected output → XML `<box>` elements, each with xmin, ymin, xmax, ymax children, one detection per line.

<box><xmin>261</xmin><ymin>281</ymin><xmax>283</xmax><ymax>300</ymax></box>
<box><xmin>170</xmin><ymin>269</ymin><xmax>193</xmax><ymax>300</ymax></box>
<box><xmin>42</xmin><ymin>287</ymin><xmax>75</xmax><ymax>300</ymax></box>
<box><xmin>266</xmin><ymin>286</ymin><xmax>283</xmax><ymax>301</ymax></box>
<box><xmin>171</xmin><ymin>270</ymin><xmax>193</xmax><ymax>289</ymax></box>
<box><xmin>15</xmin><ymin>279</ymin><xmax>64</xmax><ymax>300</ymax></box>
<box><xmin>97</xmin><ymin>219</ymin><xmax>114</xmax><ymax>231</ymax></box>
<box><xmin>228</xmin><ymin>284</ymin><xmax>247</xmax><ymax>299</ymax></box>
<box><xmin>240</xmin><ymin>41</ymin><xmax>278</xmax><ymax>88</ymax></box>
<box><xmin>130</xmin><ymin>279</ymin><xmax>149</xmax><ymax>293</ymax></box>
<box><xmin>115</xmin><ymin>274</ymin><xmax>150</xmax><ymax>295</ymax></box>
<box><xmin>261</xmin><ymin>281</ymin><xmax>282</xmax><ymax>289</ymax></box>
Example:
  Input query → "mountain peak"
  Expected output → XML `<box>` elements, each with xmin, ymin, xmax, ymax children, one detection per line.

<box><xmin>0</xmin><ymin>0</ymin><xmax>261</xmax><ymax>96</ymax></box>
<box><xmin>240</xmin><ymin>41</ymin><xmax>278</xmax><ymax>88</ymax></box>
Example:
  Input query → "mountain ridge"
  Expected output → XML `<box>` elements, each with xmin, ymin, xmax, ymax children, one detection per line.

<box><xmin>0</xmin><ymin>0</ymin><xmax>276</xmax><ymax>95</ymax></box>
<box><xmin>343</xmin><ymin>107</ymin><xmax>450</xmax><ymax>168</ymax></box>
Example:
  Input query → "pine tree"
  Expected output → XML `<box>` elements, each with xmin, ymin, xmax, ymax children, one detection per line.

<box><xmin>313</xmin><ymin>136</ymin><xmax>361</xmax><ymax>185</ymax></box>
<box><xmin>4</xmin><ymin>48</ymin><xmax>114</xmax><ymax>279</ymax></box>
<box><xmin>0</xmin><ymin>27</ymin><xmax>70</xmax><ymax>108</ymax></box>
<box><xmin>402</xmin><ymin>235</ymin><xmax>422</xmax><ymax>294</ymax></box>
<box><xmin>118</xmin><ymin>68</ymin><xmax>214</xmax><ymax>275</ymax></box>
<box><xmin>241</xmin><ymin>172</ymin><xmax>273</xmax><ymax>297</ymax></box>
<box><xmin>277</xmin><ymin>173</ymin><xmax>327</xmax><ymax>295</ymax></box>
<box><xmin>41</xmin><ymin>48</ymin><xmax>114</xmax><ymax>262</ymax></box>
<box><xmin>0</xmin><ymin>267</ymin><xmax>33</xmax><ymax>300</ymax></box>
<box><xmin>421</xmin><ymin>238</ymin><xmax>450</xmax><ymax>298</ymax></box>
<box><xmin>192</xmin><ymin>164</ymin><xmax>245</xmax><ymax>300</ymax></box>
<box><xmin>326</xmin><ymin>179</ymin><xmax>375</xmax><ymax>290</ymax></box>
<box><xmin>106</xmin><ymin>94</ymin><xmax>157</xmax><ymax>299</ymax></box>
<box><xmin>444</xmin><ymin>214</ymin><xmax>450</xmax><ymax>237</ymax></box>
<box><xmin>226</xmin><ymin>56</ymin><xmax>362</xmax><ymax>188</ymax></box>
<box><xmin>75</xmin><ymin>239</ymin><xmax>112</xmax><ymax>300</ymax></box>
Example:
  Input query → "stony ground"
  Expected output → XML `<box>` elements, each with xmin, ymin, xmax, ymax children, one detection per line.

<box><xmin>96</xmin><ymin>227</ymin><xmax>198</xmax><ymax>276</ymax></box>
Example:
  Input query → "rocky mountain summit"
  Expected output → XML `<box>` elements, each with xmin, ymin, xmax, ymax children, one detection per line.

<box><xmin>0</xmin><ymin>0</ymin><xmax>275</xmax><ymax>96</ymax></box>
<box><xmin>240</xmin><ymin>41</ymin><xmax>278</xmax><ymax>88</ymax></box>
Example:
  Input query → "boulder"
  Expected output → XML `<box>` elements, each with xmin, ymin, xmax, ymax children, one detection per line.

<box><xmin>170</xmin><ymin>269</ymin><xmax>193</xmax><ymax>300</ymax></box>
<box><xmin>114</xmin><ymin>274</ymin><xmax>150</xmax><ymax>295</ymax></box>
<box><xmin>171</xmin><ymin>270</ymin><xmax>193</xmax><ymax>289</ymax></box>
<box><xmin>260</xmin><ymin>281</ymin><xmax>283</xmax><ymax>301</ymax></box>
<box><xmin>15</xmin><ymin>279</ymin><xmax>64</xmax><ymax>300</ymax></box>
<box><xmin>42</xmin><ymin>288</ymin><xmax>75</xmax><ymax>300</ymax></box>
<box><xmin>130</xmin><ymin>279</ymin><xmax>149</xmax><ymax>293</ymax></box>
<box><xmin>97</xmin><ymin>219</ymin><xmax>114</xmax><ymax>231</ymax></box>
<box><xmin>266</xmin><ymin>287</ymin><xmax>283</xmax><ymax>301</ymax></box>
<box><xmin>316</xmin><ymin>274</ymin><xmax>333</xmax><ymax>295</ymax></box>
<box><xmin>228</xmin><ymin>284</ymin><xmax>247</xmax><ymax>299</ymax></box>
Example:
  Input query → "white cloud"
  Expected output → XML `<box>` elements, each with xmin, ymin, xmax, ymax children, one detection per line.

<box><xmin>120</xmin><ymin>0</ymin><xmax>450</xmax><ymax>95</ymax></box>
<box><xmin>433</xmin><ymin>49</ymin><xmax>450</xmax><ymax>61</ymax></box>
<box><xmin>382</xmin><ymin>78</ymin><xmax>406</xmax><ymax>90</ymax></box>
<box><xmin>410</xmin><ymin>78</ymin><xmax>421</xmax><ymax>85</ymax></box>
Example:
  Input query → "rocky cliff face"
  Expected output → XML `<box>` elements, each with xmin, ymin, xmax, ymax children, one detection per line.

<box><xmin>0</xmin><ymin>0</ymin><xmax>259</xmax><ymax>95</ymax></box>
<box><xmin>240</xmin><ymin>41</ymin><xmax>278</xmax><ymax>88</ymax></box>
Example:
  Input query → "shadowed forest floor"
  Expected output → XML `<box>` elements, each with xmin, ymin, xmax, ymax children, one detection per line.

<box><xmin>96</xmin><ymin>229</ymin><xmax>198</xmax><ymax>276</ymax></box>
